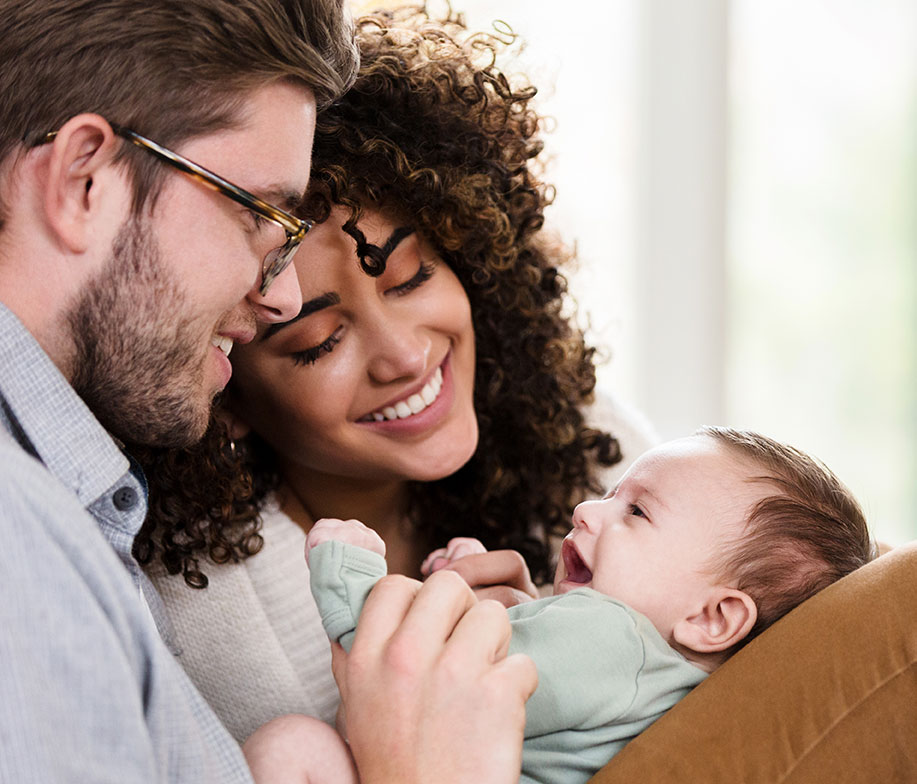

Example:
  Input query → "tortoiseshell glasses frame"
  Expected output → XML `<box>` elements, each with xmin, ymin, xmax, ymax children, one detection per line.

<box><xmin>38</xmin><ymin>123</ymin><xmax>310</xmax><ymax>295</ymax></box>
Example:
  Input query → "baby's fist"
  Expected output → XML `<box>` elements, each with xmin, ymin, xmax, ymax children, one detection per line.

<box><xmin>305</xmin><ymin>518</ymin><xmax>386</xmax><ymax>566</ymax></box>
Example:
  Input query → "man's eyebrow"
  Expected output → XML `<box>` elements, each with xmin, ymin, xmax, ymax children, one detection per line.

<box><xmin>262</xmin><ymin>292</ymin><xmax>341</xmax><ymax>340</ymax></box>
<box><xmin>277</xmin><ymin>190</ymin><xmax>305</xmax><ymax>212</ymax></box>
<box><xmin>251</xmin><ymin>186</ymin><xmax>305</xmax><ymax>212</ymax></box>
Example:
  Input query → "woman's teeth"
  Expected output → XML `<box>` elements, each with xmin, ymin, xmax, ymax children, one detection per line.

<box><xmin>370</xmin><ymin>367</ymin><xmax>444</xmax><ymax>421</ymax></box>
<box><xmin>211</xmin><ymin>335</ymin><xmax>234</xmax><ymax>357</ymax></box>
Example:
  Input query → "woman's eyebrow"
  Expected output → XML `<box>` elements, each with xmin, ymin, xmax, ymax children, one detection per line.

<box><xmin>352</xmin><ymin>225</ymin><xmax>415</xmax><ymax>270</ymax></box>
<box><xmin>261</xmin><ymin>291</ymin><xmax>341</xmax><ymax>340</ymax></box>
<box><xmin>380</xmin><ymin>225</ymin><xmax>414</xmax><ymax>257</ymax></box>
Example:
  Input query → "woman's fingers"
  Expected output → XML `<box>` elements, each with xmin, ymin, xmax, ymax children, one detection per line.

<box><xmin>420</xmin><ymin>536</ymin><xmax>487</xmax><ymax>575</ymax></box>
<box><xmin>444</xmin><ymin>537</ymin><xmax>488</xmax><ymax>561</ymax></box>
<box><xmin>442</xmin><ymin>550</ymin><xmax>539</xmax><ymax>601</ymax></box>
<box><xmin>419</xmin><ymin>547</ymin><xmax>448</xmax><ymax>576</ymax></box>
<box><xmin>472</xmin><ymin>584</ymin><xmax>539</xmax><ymax>608</ymax></box>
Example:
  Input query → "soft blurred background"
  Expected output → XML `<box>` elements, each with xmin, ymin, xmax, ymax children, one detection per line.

<box><xmin>354</xmin><ymin>1</ymin><xmax>917</xmax><ymax>546</ymax></box>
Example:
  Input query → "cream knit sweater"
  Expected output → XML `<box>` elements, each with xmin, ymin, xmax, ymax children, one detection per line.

<box><xmin>148</xmin><ymin>394</ymin><xmax>658</xmax><ymax>744</ymax></box>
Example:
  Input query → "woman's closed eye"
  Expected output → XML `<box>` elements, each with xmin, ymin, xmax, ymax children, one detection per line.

<box><xmin>390</xmin><ymin>259</ymin><xmax>436</xmax><ymax>296</ymax></box>
<box><xmin>288</xmin><ymin>259</ymin><xmax>437</xmax><ymax>367</ymax></box>
<box><xmin>291</xmin><ymin>328</ymin><xmax>342</xmax><ymax>366</ymax></box>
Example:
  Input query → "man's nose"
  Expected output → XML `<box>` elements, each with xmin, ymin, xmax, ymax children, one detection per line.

<box><xmin>246</xmin><ymin>258</ymin><xmax>302</xmax><ymax>324</ymax></box>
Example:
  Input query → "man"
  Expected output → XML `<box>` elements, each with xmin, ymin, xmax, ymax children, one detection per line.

<box><xmin>0</xmin><ymin>2</ymin><xmax>535</xmax><ymax>782</ymax></box>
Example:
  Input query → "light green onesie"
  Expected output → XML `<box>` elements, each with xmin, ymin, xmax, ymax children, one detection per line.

<box><xmin>309</xmin><ymin>540</ymin><xmax>706</xmax><ymax>784</ymax></box>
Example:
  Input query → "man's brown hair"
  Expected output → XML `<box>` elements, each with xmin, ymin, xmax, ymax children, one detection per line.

<box><xmin>0</xmin><ymin>0</ymin><xmax>358</xmax><ymax>224</ymax></box>
<box><xmin>701</xmin><ymin>426</ymin><xmax>874</xmax><ymax>649</ymax></box>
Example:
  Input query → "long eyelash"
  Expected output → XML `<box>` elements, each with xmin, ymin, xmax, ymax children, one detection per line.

<box><xmin>291</xmin><ymin>331</ymin><xmax>341</xmax><ymax>366</ymax></box>
<box><xmin>393</xmin><ymin>259</ymin><xmax>436</xmax><ymax>296</ymax></box>
<box><xmin>287</xmin><ymin>259</ymin><xmax>436</xmax><ymax>366</ymax></box>
<box><xmin>248</xmin><ymin>209</ymin><xmax>268</xmax><ymax>230</ymax></box>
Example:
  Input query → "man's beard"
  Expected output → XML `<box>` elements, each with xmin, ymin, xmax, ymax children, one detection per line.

<box><xmin>67</xmin><ymin>216</ymin><xmax>215</xmax><ymax>448</ymax></box>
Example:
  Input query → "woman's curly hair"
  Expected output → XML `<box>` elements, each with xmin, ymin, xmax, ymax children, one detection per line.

<box><xmin>133</xmin><ymin>4</ymin><xmax>621</xmax><ymax>586</ymax></box>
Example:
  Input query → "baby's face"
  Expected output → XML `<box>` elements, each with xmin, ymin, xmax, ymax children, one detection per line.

<box><xmin>554</xmin><ymin>435</ymin><xmax>766</xmax><ymax>641</ymax></box>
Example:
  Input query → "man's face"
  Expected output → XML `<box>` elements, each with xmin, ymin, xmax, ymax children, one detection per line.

<box><xmin>69</xmin><ymin>81</ymin><xmax>315</xmax><ymax>447</ymax></box>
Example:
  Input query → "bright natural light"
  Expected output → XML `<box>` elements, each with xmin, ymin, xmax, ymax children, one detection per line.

<box><xmin>355</xmin><ymin>0</ymin><xmax>917</xmax><ymax>546</ymax></box>
<box><xmin>727</xmin><ymin>1</ymin><xmax>917</xmax><ymax>545</ymax></box>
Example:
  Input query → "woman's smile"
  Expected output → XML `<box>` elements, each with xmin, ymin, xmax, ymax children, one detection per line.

<box><xmin>359</xmin><ymin>360</ymin><xmax>444</xmax><ymax>422</ymax></box>
<box><xmin>356</xmin><ymin>354</ymin><xmax>456</xmax><ymax>438</ymax></box>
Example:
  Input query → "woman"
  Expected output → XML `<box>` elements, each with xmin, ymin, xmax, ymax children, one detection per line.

<box><xmin>134</xmin><ymin>6</ymin><xmax>656</xmax><ymax>743</ymax></box>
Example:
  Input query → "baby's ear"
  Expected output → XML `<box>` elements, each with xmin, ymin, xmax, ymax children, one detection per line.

<box><xmin>672</xmin><ymin>588</ymin><xmax>757</xmax><ymax>655</ymax></box>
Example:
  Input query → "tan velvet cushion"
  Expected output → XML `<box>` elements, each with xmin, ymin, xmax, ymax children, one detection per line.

<box><xmin>589</xmin><ymin>542</ymin><xmax>917</xmax><ymax>783</ymax></box>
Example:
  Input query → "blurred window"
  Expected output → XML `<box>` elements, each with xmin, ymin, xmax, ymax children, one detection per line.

<box><xmin>359</xmin><ymin>0</ymin><xmax>917</xmax><ymax>544</ymax></box>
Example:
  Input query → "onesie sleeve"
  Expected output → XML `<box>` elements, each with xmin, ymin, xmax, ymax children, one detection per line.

<box><xmin>508</xmin><ymin>591</ymin><xmax>646</xmax><ymax>737</ymax></box>
<box><xmin>308</xmin><ymin>540</ymin><xmax>387</xmax><ymax>652</ymax></box>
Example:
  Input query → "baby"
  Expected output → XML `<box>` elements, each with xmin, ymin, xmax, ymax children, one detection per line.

<box><xmin>247</xmin><ymin>427</ymin><xmax>872</xmax><ymax>784</ymax></box>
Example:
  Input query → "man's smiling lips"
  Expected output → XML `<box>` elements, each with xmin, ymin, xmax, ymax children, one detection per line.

<box><xmin>209</xmin><ymin>326</ymin><xmax>256</xmax><ymax>388</ymax></box>
<box><xmin>210</xmin><ymin>335</ymin><xmax>235</xmax><ymax>356</ymax></box>
<box><xmin>211</xmin><ymin>318</ymin><xmax>258</xmax><ymax>358</ymax></box>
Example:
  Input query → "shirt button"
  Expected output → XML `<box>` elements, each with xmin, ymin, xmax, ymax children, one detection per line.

<box><xmin>113</xmin><ymin>486</ymin><xmax>138</xmax><ymax>511</ymax></box>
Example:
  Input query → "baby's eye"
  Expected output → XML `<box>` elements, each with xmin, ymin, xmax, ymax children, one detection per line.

<box><xmin>629</xmin><ymin>504</ymin><xmax>646</xmax><ymax>518</ymax></box>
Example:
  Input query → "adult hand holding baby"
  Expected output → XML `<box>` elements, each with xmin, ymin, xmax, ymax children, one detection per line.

<box><xmin>315</xmin><ymin>518</ymin><xmax>537</xmax><ymax>784</ymax></box>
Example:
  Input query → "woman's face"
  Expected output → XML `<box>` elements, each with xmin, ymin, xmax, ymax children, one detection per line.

<box><xmin>227</xmin><ymin>207</ymin><xmax>478</xmax><ymax>485</ymax></box>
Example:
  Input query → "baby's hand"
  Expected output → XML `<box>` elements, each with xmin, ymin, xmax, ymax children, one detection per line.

<box><xmin>420</xmin><ymin>537</ymin><xmax>488</xmax><ymax>576</ymax></box>
<box><xmin>305</xmin><ymin>518</ymin><xmax>386</xmax><ymax>567</ymax></box>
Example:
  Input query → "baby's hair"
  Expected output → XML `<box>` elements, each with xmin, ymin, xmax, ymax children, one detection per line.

<box><xmin>699</xmin><ymin>426</ymin><xmax>874</xmax><ymax>650</ymax></box>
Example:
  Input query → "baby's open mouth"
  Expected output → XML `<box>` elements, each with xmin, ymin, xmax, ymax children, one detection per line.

<box><xmin>561</xmin><ymin>538</ymin><xmax>593</xmax><ymax>584</ymax></box>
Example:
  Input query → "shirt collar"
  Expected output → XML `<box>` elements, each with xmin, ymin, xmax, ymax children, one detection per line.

<box><xmin>0</xmin><ymin>303</ymin><xmax>131</xmax><ymax>508</ymax></box>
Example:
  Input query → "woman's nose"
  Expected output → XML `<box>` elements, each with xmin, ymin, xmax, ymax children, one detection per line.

<box><xmin>366</xmin><ymin>320</ymin><xmax>432</xmax><ymax>384</ymax></box>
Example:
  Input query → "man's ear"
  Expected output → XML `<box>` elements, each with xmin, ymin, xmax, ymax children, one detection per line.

<box><xmin>672</xmin><ymin>588</ymin><xmax>757</xmax><ymax>655</ymax></box>
<box><xmin>42</xmin><ymin>114</ymin><xmax>122</xmax><ymax>253</ymax></box>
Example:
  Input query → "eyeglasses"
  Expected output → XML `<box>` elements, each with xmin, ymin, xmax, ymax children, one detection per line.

<box><xmin>39</xmin><ymin>123</ymin><xmax>310</xmax><ymax>295</ymax></box>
